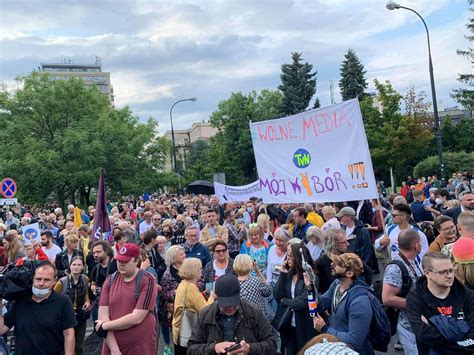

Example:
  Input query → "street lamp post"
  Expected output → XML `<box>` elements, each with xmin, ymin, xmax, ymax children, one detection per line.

<box><xmin>386</xmin><ymin>1</ymin><xmax>445</xmax><ymax>181</ymax></box>
<box><xmin>169</xmin><ymin>97</ymin><xmax>197</xmax><ymax>175</ymax></box>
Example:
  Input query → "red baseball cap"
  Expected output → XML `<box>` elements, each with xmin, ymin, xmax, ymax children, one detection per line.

<box><xmin>116</xmin><ymin>243</ymin><xmax>140</xmax><ymax>262</ymax></box>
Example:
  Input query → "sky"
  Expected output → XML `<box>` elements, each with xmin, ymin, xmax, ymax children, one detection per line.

<box><xmin>0</xmin><ymin>0</ymin><xmax>471</xmax><ymax>134</ymax></box>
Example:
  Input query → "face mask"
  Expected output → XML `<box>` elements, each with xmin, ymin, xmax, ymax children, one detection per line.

<box><xmin>246</xmin><ymin>207</ymin><xmax>253</xmax><ymax>213</ymax></box>
<box><xmin>435</xmin><ymin>198</ymin><xmax>443</xmax><ymax>205</ymax></box>
<box><xmin>32</xmin><ymin>286</ymin><xmax>51</xmax><ymax>298</ymax></box>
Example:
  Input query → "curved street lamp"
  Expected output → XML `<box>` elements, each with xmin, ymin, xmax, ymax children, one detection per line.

<box><xmin>169</xmin><ymin>97</ymin><xmax>197</xmax><ymax>174</ymax></box>
<box><xmin>386</xmin><ymin>1</ymin><xmax>445</xmax><ymax>181</ymax></box>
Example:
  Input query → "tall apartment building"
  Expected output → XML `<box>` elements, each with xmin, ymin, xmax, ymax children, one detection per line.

<box><xmin>39</xmin><ymin>58</ymin><xmax>114</xmax><ymax>105</ymax></box>
<box><xmin>163</xmin><ymin>122</ymin><xmax>218</xmax><ymax>172</ymax></box>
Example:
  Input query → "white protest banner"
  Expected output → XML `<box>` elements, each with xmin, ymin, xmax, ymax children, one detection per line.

<box><xmin>21</xmin><ymin>222</ymin><xmax>42</xmax><ymax>245</ymax></box>
<box><xmin>250</xmin><ymin>99</ymin><xmax>378</xmax><ymax>203</ymax></box>
<box><xmin>214</xmin><ymin>181</ymin><xmax>263</xmax><ymax>202</ymax></box>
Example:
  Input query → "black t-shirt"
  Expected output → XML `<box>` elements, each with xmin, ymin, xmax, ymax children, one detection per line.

<box><xmin>4</xmin><ymin>291</ymin><xmax>76</xmax><ymax>355</ymax></box>
<box><xmin>91</xmin><ymin>259</ymin><xmax>117</xmax><ymax>288</ymax></box>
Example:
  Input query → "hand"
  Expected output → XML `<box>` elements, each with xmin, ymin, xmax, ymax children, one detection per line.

<box><xmin>156</xmin><ymin>284</ymin><xmax>162</xmax><ymax>293</ymax></box>
<box><xmin>84</xmin><ymin>302</ymin><xmax>92</xmax><ymax>311</ymax></box>
<box><xmin>313</xmin><ymin>313</ymin><xmax>326</xmax><ymax>332</ymax></box>
<box><xmin>209</xmin><ymin>291</ymin><xmax>217</xmax><ymax>300</ymax></box>
<box><xmin>33</xmin><ymin>242</ymin><xmax>41</xmax><ymax>251</ymax></box>
<box><xmin>229</xmin><ymin>340</ymin><xmax>250</xmax><ymax>354</ymax></box>
<box><xmin>214</xmin><ymin>341</ymin><xmax>236</xmax><ymax>353</ymax></box>
<box><xmin>140</xmin><ymin>258</ymin><xmax>151</xmax><ymax>270</ymax></box>
<box><xmin>95</xmin><ymin>320</ymin><xmax>105</xmax><ymax>332</ymax></box>
<box><xmin>379</xmin><ymin>235</ymin><xmax>390</xmax><ymax>247</ymax></box>
<box><xmin>303</xmin><ymin>272</ymin><xmax>311</xmax><ymax>288</ymax></box>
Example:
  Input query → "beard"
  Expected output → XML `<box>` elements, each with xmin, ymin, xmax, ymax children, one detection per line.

<box><xmin>331</xmin><ymin>270</ymin><xmax>347</xmax><ymax>279</ymax></box>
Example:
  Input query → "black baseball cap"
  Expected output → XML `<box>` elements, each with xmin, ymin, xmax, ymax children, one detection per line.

<box><xmin>215</xmin><ymin>274</ymin><xmax>240</xmax><ymax>307</ymax></box>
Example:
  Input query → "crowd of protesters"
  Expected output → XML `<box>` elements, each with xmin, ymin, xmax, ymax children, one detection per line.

<box><xmin>0</xmin><ymin>172</ymin><xmax>472</xmax><ymax>355</ymax></box>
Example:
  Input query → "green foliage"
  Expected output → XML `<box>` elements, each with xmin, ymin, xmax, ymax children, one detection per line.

<box><xmin>203</xmin><ymin>89</ymin><xmax>283</xmax><ymax>185</ymax></box>
<box><xmin>278</xmin><ymin>52</ymin><xmax>316</xmax><ymax>116</ymax></box>
<box><xmin>414</xmin><ymin>151</ymin><xmax>474</xmax><ymax>178</ymax></box>
<box><xmin>441</xmin><ymin>117</ymin><xmax>474</xmax><ymax>152</ymax></box>
<box><xmin>0</xmin><ymin>72</ymin><xmax>173</xmax><ymax>207</ymax></box>
<box><xmin>360</xmin><ymin>81</ymin><xmax>434</xmax><ymax>182</ymax></box>
<box><xmin>339</xmin><ymin>49</ymin><xmax>368</xmax><ymax>101</ymax></box>
<box><xmin>452</xmin><ymin>1</ymin><xmax>474</xmax><ymax>109</ymax></box>
<box><xmin>183</xmin><ymin>140</ymin><xmax>214</xmax><ymax>183</ymax></box>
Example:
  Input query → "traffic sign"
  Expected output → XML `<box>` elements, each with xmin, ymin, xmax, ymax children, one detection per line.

<box><xmin>0</xmin><ymin>198</ymin><xmax>17</xmax><ymax>206</ymax></box>
<box><xmin>1</xmin><ymin>178</ymin><xmax>17</xmax><ymax>198</ymax></box>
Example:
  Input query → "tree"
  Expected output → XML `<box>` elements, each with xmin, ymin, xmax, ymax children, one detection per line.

<box><xmin>339</xmin><ymin>49</ymin><xmax>368</xmax><ymax>101</ymax></box>
<box><xmin>441</xmin><ymin>117</ymin><xmax>474</xmax><ymax>152</ymax></box>
<box><xmin>278</xmin><ymin>52</ymin><xmax>316</xmax><ymax>116</ymax></box>
<box><xmin>452</xmin><ymin>0</ymin><xmax>474</xmax><ymax>110</ymax></box>
<box><xmin>360</xmin><ymin>80</ymin><xmax>434</xmax><ymax>182</ymax></box>
<box><xmin>0</xmin><ymin>72</ymin><xmax>171</xmax><ymax>208</ymax></box>
<box><xmin>313</xmin><ymin>97</ymin><xmax>321</xmax><ymax>109</ymax></box>
<box><xmin>414</xmin><ymin>151</ymin><xmax>474</xmax><ymax>178</ymax></box>
<box><xmin>183</xmin><ymin>140</ymin><xmax>213</xmax><ymax>183</ymax></box>
<box><xmin>205</xmin><ymin>89</ymin><xmax>283</xmax><ymax>185</ymax></box>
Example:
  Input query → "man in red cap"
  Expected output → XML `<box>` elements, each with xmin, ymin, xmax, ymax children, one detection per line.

<box><xmin>95</xmin><ymin>243</ymin><xmax>158</xmax><ymax>355</ymax></box>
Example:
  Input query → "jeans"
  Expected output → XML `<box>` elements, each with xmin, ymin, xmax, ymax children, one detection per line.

<box><xmin>397</xmin><ymin>322</ymin><xmax>419</xmax><ymax>355</ymax></box>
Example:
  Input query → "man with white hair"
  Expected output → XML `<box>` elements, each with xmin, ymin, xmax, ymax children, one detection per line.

<box><xmin>66</xmin><ymin>205</ymin><xmax>75</xmax><ymax>220</ymax></box>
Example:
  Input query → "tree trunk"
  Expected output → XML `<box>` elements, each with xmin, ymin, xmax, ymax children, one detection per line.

<box><xmin>79</xmin><ymin>187</ymin><xmax>86</xmax><ymax>208</ymax></box>
<box><xmin>57</xmin><ymin>188</ymin><xmax>66</xmax><ymax>212</ymax></box>
<box><xmin>69</xmin><ymin>190</ymin><xmax>76</xmax><ymax>206</ymax></box>
<box><xmin>85</xmin><ymin>186</ymin><xmax>92</xmax><ymax>207</ymax></box>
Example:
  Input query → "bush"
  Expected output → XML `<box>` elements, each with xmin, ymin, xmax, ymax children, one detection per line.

<box><xmin>413</xmin><ymin>151</ymin><xmax>474</xmax><ymax>178</ymax></box>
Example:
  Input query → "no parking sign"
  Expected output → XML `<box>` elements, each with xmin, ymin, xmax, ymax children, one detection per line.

<box><xmin>1</xmin><ymin>178</ymin><xmax>17</xmax><ymax>198</ymax></box>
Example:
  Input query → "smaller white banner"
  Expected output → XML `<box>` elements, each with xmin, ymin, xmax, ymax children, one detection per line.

<box><xmin>0</xmin><ymin>198</ymin><xmax>17</xmax><ymax>205</ymax></box>
<box><xmin>214</xmin><ymin>181</ymin><xmax>263</xmax><ymax>202</ymax></box>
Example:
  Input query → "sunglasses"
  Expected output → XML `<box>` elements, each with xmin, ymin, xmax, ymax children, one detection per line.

<box><xmin>214</xmin><ymin>249</ymin><xmax>227</xmax><ymax>254</ymax></box>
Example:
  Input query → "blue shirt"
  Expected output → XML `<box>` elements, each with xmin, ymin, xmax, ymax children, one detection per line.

<box><xmin>411</xmin><ymin>201</ymin><xmax>433</xmax><ymax>222</ymax></box>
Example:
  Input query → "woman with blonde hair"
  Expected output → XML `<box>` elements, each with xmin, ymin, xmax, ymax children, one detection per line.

<box><xmin>321</xmin><ymin>206</ymin><xmax>341</xmax><ymax>231</ymax></box>
<box><xmin>234</xmin><ymin>254</ymin><xmax>271</xmax><ymax>318</ymax></box>
<box><xmin>305</xmin><ymin>226</ymin><xmax>325</xmax><ymax>261</ymax></box>
<box><xmin>173</xmin><ymin>258</ymin><xmax>215</xmax><ymax>354</ymax></box>
<box><xmin>239</xmin><ymin>224</ymin><xmax>272</xmax><ymax>274</ymax></box>
<box><xmin>257</xmin><ymin>212</ymin><xmax>273</xmax><ymax>241</ymax></box>
<box><xmin>55</xmin><ymin>233</ymin><xmax>84</xmax><ymax>278</ymax></box>
<box><xmin>3</xmin><ymin>233</ymin><xmax>25</xmax><ymax>265</ymax></box>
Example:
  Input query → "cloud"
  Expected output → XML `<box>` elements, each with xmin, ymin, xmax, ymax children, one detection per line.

<box><xmin>0</xmin><ymin>0</ymin><xmax>469</xmax><ymax>130</ymax></box>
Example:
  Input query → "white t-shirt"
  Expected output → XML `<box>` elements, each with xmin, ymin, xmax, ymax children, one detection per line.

<box><xmin>266</xmin><ymin>245</ymin><xmax>286</xmax><ymax>284</ymax></box>
<box><xmin>375</xmin><ymin>224</ymin><xmax>429</xmax><ymax>261</ymax></box>
<box><xmin>139</xmin><ymin>220</ymin><xmax>153</xmax><ymax>235</ymax></box>
<box><xmin>43</xmin><ymin>244</ymin><xmax>62</xmax><ymax>260</ymax></box>
<box><xmin>213</xmin><ymin>260</ymin><xmax>227</xmax><ymax>279</ymax></box>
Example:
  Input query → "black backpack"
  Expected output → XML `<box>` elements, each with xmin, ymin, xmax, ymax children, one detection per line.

<box><xmin>373</xmin><ymin>259</ymin><xmax>412</xmax><ymax>335</ymax></box>
<box><xmin>0</xmin><ymin>260</ymin><xmax>45</xmax><ymax>301</ymax></box>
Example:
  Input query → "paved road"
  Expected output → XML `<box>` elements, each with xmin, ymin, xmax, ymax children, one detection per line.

<box><xmin>84</xmin><ymin>319</ymin><xmax>405</xmax><ymax>354</ymax></box>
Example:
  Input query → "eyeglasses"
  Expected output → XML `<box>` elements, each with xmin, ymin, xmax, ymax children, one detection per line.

<box><xmin>427</xmin><ymin>268</ymin><xmax>454</xmax><ymax>276</ymax></box>
<box><xmin>214</xmin><ymin>249</ymin><xmax>227</xmax><ymax>254</ymax></box>
<box><xmin>153</xmin><ymin>219</ymin><xmax>161</xmax><ymax>221</ymax></box>
<box><xmin>441</xmin><ymin>225</ymin><xmax>456</xmax><ymax>232</ymax></box>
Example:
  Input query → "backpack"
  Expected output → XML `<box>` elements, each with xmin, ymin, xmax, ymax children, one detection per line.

<box><xmin>344</xmin><ymin>287</ymin><xmax>391</xmax><ymax>353</ymax></box>
<box><xmin>373</xmin><ymin>259</ymin><xmax>413</xmax><ymax>335</ymax></box>
<box><xmin>0</xmin><ymin>260</ymin><xmax>44</xmax><ymax>301</ymax></box>
<box><xmin>108</xmin><ymin>269</ymin><xmax>146</xmax><ymax>303</ymax></box>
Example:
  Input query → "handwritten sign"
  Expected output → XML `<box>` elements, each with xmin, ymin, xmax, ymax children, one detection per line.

<box><xmin>250</xmin><ymin>99</ymin><xmax>378</xmax><ymax>203</ymax></box>
<box><xmin>21</xmin><ymin>223</ymin><xmax>42</xmax><ymax>246</ymax></box>
<box><xmin>214</xmin><ymin>181</ymin><xmax>263</xmax><ymax>202</ymax></box>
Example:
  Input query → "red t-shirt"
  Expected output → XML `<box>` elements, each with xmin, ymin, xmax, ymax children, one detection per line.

<box><xmin>100</xmin><ymin>271</ymin><xmax>158</xmax><ymax>355</ymax></box>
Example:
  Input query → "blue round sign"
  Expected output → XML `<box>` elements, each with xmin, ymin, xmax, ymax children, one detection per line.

<box><xmin>1</xmin><ymin>178</ymin><xmax>17</xmax><ymax>198</ymax></box>
<box><xmin>293</xmin><ymin>149</ymin><xmax>311</xmax><ymax>169</ymax></box>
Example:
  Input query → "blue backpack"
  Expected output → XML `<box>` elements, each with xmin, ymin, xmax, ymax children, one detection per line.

<box><xmin>344</xmin><ymin>287</ymin><xmax>392</xmax><ymax>352</ymax></box>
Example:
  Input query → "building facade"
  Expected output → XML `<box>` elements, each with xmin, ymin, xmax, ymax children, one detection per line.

<box><xmin>39</xmin><ymin>59</ymin><xmax>114</xmax><ymax>105</ymax></box>
<box><xmin>163</xmin><ymin>122</ymin><xmax>218</xmax><ymax>172</ymax></box>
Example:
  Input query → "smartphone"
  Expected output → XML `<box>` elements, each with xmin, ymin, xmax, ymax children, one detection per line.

<box><xmin>225</xmin><ymin>343</ymin><xmax>242</xmax><ymax>352</ymax></box>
